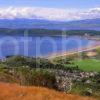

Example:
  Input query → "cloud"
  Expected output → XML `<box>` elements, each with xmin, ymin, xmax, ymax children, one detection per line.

<box><xmin>78</xmin><ymin>7</ymin><xmax>100</xmax><ymax>19</ymax></box>
<box><xmin>0</xmin><ymin>7</ymin><xmax>100</xmax><ymax>21</ymax></box>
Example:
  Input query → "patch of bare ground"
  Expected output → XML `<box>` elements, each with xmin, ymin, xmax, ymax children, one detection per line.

<box><xmin>0</xmin><ymin>82</ymin><xmax>96</xmax><ymax>100</ymax></box>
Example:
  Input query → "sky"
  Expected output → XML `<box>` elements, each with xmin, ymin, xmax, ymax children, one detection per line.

<box><xmin>0</xmin><ymin>0</ymin><xmax>100</xmax><ymax>21</ymax></box>
<box><xmin>0</xmin><ymin>0</ymin><xmax>100</xmax><ymax>9</ymax></box>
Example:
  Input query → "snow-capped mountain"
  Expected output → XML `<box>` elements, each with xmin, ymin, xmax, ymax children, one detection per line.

<box><xmin>0</xmin><ymin>7</ymin><xmax>100</xmax><ymax>30</ymax></box>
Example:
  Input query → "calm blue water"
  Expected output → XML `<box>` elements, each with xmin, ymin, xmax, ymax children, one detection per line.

<box><xmin>0</xmin><ymin>35</ymin><xmax>96</xmax><ymax>58</ymax></box>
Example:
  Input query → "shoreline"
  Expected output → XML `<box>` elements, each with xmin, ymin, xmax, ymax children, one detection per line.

<box><xmin>47</xmin><ymin>43</ymin><xmax>100</xmax><ymax>59</ymax></box>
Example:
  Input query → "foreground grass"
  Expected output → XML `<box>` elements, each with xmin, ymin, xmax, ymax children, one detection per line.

<box><xmin>73</xmin><ymin>59</ymin><xmax>100</xmax><ymax>72</ymax></box>
<box><xmin>0</xmin><ymin>82</ymin><xmax>96</xmax><ymax>100</ymax></box>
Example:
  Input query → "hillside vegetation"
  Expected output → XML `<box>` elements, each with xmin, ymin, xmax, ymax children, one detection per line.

<box><xmin>0</xmin><ymin>54</ymin><xmax>99</xmax><ymax>99</ymax></box>
<box><xmin>0</xmin><ymin>28</ymin><xmax>100</xmax><ymax>36</ymax></box>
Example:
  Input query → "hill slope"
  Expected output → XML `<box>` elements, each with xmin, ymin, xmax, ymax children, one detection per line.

<box><xmin>0</xmin><ymin>82</ymin><xmax>96</xmax><ymax>100</ymax></box>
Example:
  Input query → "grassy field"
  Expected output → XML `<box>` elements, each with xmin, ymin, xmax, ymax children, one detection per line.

<box><xmin>73</xmin><ymin>59</ymin><xmax>100</xmax><ymax>72</ymax></box>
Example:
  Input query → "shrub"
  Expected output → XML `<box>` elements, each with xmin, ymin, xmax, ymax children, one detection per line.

<box><xmin>6</xmin><ymin>56</ymin><xmax>27</xmax><ymax>67</ymax></box>
<box><xmin>5</xmin><ymin>56</ymin><xmax>54</xmax><ymax>68</ymax></box>
<box><xmin>16</xmin><ymin>68</ymin><xmax>56</xmax><ymax>89</ymax></box>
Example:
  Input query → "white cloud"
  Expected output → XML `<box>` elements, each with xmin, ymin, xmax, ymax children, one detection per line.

<box><xmin>0</xmin><ymin>7</ymin><xmax>100</xmax><ymax>21</ymax></box>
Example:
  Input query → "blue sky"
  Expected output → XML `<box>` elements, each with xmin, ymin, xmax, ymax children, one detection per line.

<box><xmin>0</xmin><ymin>0</ymin><xmax>100</xmax><ymax>9</ymax></box>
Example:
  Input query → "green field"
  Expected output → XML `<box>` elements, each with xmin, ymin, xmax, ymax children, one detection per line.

<box><xmin>73</xmin><ymin>59</ymin><xmax>100</xmax><ymax>72</ymax></box>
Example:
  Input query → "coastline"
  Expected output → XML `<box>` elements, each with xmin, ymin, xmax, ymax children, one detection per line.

<box><xmin>47</xmin><ymin>42</ymin><xmax>100</xmax><ymax>59</ymax></box>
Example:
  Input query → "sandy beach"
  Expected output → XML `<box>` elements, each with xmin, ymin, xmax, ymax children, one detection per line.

<box><xmin>47</xmin><ymin>42</ymin><xmax>100</xmax><ymax>59</ymax></box>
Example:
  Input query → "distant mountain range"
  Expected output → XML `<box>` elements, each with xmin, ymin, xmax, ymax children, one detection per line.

<box><xmin>0</xmin><ymin>18</ymin><xmax>100</xmax><ymax>30</ymax></box>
